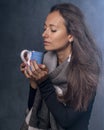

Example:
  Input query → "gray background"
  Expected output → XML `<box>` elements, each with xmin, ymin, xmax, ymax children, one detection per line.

<box><xmin>0</xmin><ymin>0</ymin><xmax>104</xmax><ymax>130</ymax></box>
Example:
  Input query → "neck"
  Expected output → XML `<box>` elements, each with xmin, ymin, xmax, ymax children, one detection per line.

<box><xmin>56</xmin><ymin>44</ymin><xmax>72</xmax><ymax>64</ymax></box>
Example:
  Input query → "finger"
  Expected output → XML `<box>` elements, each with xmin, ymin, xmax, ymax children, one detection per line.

<box><xmin>20</xmin><ymin>62</ymin><xmax>25</xmax><ymax>69</ymax></box>
<box><xmin>24</xmin><ymin>69</ymin><xmax>30</xmax><ymax>78</ymax></box>
<box><xmin>31</xmin><ymin>60</ymin><xmax>41</xmax><ymax>74</ymax></box>
<box><xmin>29</xmin><ymin>61</ymin><xmax>35</xmax><ymax>72</ymax></box>
<box><xmin>39</xmin><ymin>64</ymin><xmax>47</xmax><ymax>70</ymax></box>
<box><xmin>29</xmin><ymin>61</ymin><xmax>38</xmax><ymax>76</ymax></box>
<box><xmin>25</xmin><ymin>65</ymin><xmax>38</xmax><ymax>80</ymax></box>
<box><xmin>26</xmin><ymin>65</ymin><xmax>34</xmax><ymax>77</ymax></box>
<box><xmin>20</xmin><ymin>63</ymin><xmax>26</xmax><ymax>72</ymax></box>
<box><xmin>39</xmin><ymin>64</ymin><xmax>48</xmax><ymax>72</ymax></box>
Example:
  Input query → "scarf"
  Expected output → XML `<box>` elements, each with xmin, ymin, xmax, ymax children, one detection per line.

<box><xmin>20</xmin><ymin>51</ymin><xmax>71</xmax><ymax>130</ymax></box>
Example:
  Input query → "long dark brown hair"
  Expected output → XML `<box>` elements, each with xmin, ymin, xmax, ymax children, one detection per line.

<box><xmin>50</xmin><ymin>3</ymin><xmax>102</xmax><ymax>111</ymax></box>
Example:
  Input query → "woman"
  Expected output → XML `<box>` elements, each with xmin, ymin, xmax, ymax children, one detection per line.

<box><xmin>20</xmin><ymin>3</ymin><xmax>102</xmax><ymax>130</ymax></box>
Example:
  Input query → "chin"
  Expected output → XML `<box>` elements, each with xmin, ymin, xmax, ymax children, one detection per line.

<box><xmin>44</xmin><ymin>46</ymin><xmax>54</xmax><ymax>51</ymax></box>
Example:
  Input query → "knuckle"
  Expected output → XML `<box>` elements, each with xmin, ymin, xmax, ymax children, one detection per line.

<box><xmin>31</xmin><ymin>69</ymin><xmax>35</xmax><ymax>74</ymax></box>
<box><xmin>35</xmin><ymin>68</ymin><xmax>39</xmax><ymax>72</ymax></box>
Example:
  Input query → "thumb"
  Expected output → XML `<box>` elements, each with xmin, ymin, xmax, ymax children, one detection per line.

<box><xmin>39</xmin><ymin>64</ymin><xmax>46</xmax><ymax>69</ymax></box>
<box><xmin>39</xmin><ymin>64</ymin><xmax>48</xmax><ymax>71</ymax></box>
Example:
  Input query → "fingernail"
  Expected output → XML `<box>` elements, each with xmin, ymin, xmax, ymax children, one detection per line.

<box><xmin>42</xmin><ymin>65</ymin><xmax>45</xmax><ymax>68</ymax></box>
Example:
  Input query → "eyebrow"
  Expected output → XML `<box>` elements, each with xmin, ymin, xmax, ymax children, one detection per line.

<box><xmin>44</xmin><ymin>23</ymin><xmax>57</xmax><ymax>27</ymax></box>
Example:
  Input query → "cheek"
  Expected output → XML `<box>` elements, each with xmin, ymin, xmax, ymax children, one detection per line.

<box><xmin>53</xmin><ymin>32</ymin><xmax>68</xmax><ymax>45</ymax></box>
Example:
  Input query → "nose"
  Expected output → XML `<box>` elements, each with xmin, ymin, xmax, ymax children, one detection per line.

<box><xmin>42</xmin><ymin>29</ymin><xmax>49</xmax><ymax>38</ymax></box>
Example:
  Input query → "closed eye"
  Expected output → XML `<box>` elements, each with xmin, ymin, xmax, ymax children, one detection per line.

<box><xmin>51</xmin><ymin>29</ymin><xmax>57</xmax><ymax>32</ymax></box>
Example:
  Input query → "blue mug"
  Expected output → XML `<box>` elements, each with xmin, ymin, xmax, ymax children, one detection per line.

<box><xmin>20</xmin><ymin>49</ymin><xmax>43</xmax><ymax>65</ymax></box>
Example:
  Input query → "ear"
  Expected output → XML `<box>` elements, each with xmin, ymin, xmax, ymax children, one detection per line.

<box><xmin>68</xmin><ymin>35</ymin><xmax>73</xmax><ymax>43</ymax></box>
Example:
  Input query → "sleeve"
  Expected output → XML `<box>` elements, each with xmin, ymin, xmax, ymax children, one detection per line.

<box><xmin>38</xmin><ymin>78</ymin><xmax>94</xmax><ymax>129</ymax></box>
<box><xmin>28</xmin><ymin>85</ymin><xmax>37</xmax><ymax>110</ymax></box>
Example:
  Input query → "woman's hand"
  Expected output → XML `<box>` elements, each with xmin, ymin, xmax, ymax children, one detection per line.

<box><xmin>20</xmin><ymin>62</ymin><xmax>37</xmax><ymax>89</ymax></box>
<box><xmin>26</xmin><ymin>60</ymin><xmax>49</xmax><ymax>84</ymax></box>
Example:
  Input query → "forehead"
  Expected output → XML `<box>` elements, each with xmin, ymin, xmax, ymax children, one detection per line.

<box><xmin>45</xmin><ymin>11</ymin><xmax>65</xmax><ymax>27</ymax></box>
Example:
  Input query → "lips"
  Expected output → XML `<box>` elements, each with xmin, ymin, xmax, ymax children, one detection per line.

<box><xmin>43</xmin><ymin>41</ymin><xmax>51</xmax><ymax>45</ymax></box>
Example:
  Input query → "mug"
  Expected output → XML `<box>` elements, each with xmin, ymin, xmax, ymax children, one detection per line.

<box><xmin>20</xmin><ymin>49</ymin><xmax>43</xmax><ymax>65</ymax></box>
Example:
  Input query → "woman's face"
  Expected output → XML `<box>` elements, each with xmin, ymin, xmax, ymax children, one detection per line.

<box><xmin>42</xmin><ymin>11</ymin><xmax>73</xmax><ymax>52</ymax></box>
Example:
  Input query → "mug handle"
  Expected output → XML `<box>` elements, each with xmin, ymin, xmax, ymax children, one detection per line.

<box><xmin>20</xmin><ymin>49</ymin><xmax>31</xmax><ymax>65</ymax></box>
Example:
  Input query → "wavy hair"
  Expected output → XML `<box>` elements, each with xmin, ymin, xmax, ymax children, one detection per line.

<box><xmin>50</xmin><ymin>3</ymin><xmax>102</xmax><ymax>111</ymax></box>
